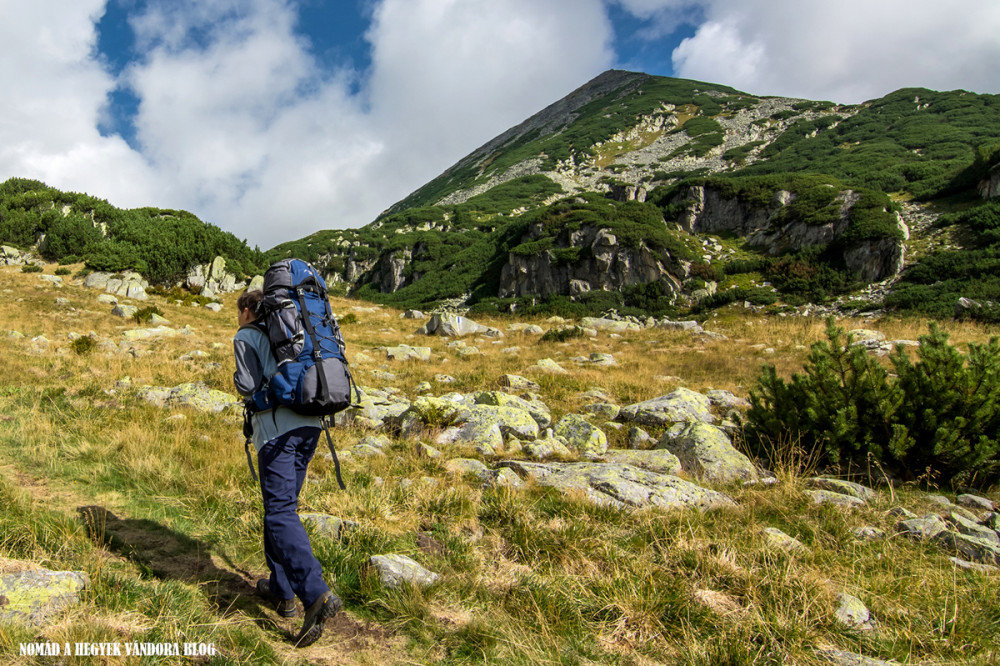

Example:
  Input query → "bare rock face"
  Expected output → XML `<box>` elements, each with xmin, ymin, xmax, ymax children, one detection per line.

<box><xmin>498</xmin><ymin>225</ymin><xmax>684</xmax><ymax>299</ymax></box>
<box><xmin>980</xmin><ymin>164</ymin><xmax>1000</xmax><ymax>199</ymax></box>
<box><xmin>675</xmin><ymin>185</ymin><xmax>908</xmax><ymax>282</ymax></box>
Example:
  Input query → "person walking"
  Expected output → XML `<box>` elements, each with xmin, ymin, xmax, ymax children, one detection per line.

<box><xmin>233</xmin><ymin>288</ymin><xmax>342</xmax><ymax>647</ymax></box>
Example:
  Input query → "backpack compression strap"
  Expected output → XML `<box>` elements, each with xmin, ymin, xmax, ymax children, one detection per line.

<box><xmin>322</xmin><ymin>417</ymin><xmax>347</xmax><ymax>490</ymax></box>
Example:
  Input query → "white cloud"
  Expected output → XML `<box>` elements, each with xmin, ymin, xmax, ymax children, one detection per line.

<box><xmin>0</xmin><ymin>0</ymin><xmax>159</xmax><ymax>205</ymax></box>
<box><xmin>663</xmin><ymin>1</ymin><xmax>1000</xmax><ymax>103</ymax></box>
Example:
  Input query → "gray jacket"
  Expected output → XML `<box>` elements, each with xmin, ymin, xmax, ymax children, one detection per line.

<box><xmin>233</xmin><ymin>324</ymin><xmax>322</xmax><ymax>451</ymax></box>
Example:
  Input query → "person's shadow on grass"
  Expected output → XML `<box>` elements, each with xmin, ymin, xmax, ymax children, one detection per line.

<box><xmin>77</xmin><ymin>505</ymin><xmax>284</xmax><ymax>624</ymax></box>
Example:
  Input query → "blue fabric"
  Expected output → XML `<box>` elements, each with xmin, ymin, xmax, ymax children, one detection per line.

<box><xmin>258</xmin><ymin>426</ymin><xmax>329</xmax><ymax>608</ymax></box>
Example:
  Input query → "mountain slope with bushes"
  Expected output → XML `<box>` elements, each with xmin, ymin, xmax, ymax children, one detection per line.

<box><xmin>271</xmin><ymin>70</ymin><xmax>1000</xmax><ymax>319</ymax></box>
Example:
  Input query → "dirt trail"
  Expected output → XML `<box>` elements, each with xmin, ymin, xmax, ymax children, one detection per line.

<box><xmin>2</xmin><ymin>466</ymin><xmax>402</xmax><ymax>664</ymax></box>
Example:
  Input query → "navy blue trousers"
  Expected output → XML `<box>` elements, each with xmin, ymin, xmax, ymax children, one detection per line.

<box><xmin>258</xmin><ymin>426</ymin><xmax>329</xmax><ymax>608</ymax></box>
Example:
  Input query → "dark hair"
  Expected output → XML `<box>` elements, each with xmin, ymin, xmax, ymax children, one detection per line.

<box><xmin>237</xmin><ymin>290</ymin><xmax>264</xmax><ymax>317</ymax></box>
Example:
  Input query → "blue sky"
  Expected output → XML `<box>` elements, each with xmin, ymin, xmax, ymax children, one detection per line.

<box><xmin>2</xmin><ymin>0</ymin><xmax>999</xmax><ymax>249</ymax></box>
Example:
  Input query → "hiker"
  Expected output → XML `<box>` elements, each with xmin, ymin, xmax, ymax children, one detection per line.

<box><xmin>233</xmin><ymin>288</ymin><xmax>342</xmax><ymax>647</ymax></box>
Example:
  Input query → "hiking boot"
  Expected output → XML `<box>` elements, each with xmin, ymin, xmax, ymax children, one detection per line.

<box><xmin>256</xmin><ymin>579</ymin><xmax>297</xmax><ymax>618</ymax></box>
<box><xmin>293</xmin><ymin>591</ymin><xmax>342</xmax><ymax>648</ymax></box>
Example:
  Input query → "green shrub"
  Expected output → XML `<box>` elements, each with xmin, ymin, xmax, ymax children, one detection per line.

<box><xmin>745</xmin><ymin>318</ymin><xmax>1000</xmax><ymax>487</ymax></box>
<box><xmin>133</xmin><ymin>306</ymin><xmax>165</xmax><ymax>324</ymax></box>
<box><xmin>339</xmin><ymin>313</ymin><xmax>359</xmax><ymax>325</ymax></box>
<box><xmin>70</xmin><ymin>336</ymin><xmax>96</xmax><ymax>355</ymax></box>
<box><xmin>540</xmin><ymin>326</ymin><xmax>586</xmax><ymax>343</ymax></box>
<box><xmin>54</xmin><ymin>267</ymin><xmax>71</xmax><ymax>276</ymax></box>
<box><xmin>20</xmin><ymin>264</ymin><xmax>43</xmax><ymax>273</ymax></box>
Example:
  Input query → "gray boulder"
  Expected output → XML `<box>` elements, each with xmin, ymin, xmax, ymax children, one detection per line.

<box><xmin>601</xmin><ymin>449</ymin><xmax>682</xmax><ymax>476</ymax></box>
<box><xmin>422</xmin><ymin>313</ymin><xmax>488</xmax><ymax>337</ymax></box>
<box><xmin>301</xmin><ymin>513</ymin><xmax>354</xmax><ymax>541</ymax></box>
<box><xmin>0</xmin><ymin>569</ymin><xmax>89</xmax><ymax>625</ymax></box>
<box><xmin>897</xmin><ymin>514</ymin><xmax>949</xmax><ymax>540</ymax></box>
<box><xmin>658</xmin><ymin>422</ymin><xmax>758</xmax><ymax>483</ymax></box>
<box><xmin>763</xmin><ymin>527</ymin><xmax>807</xmax><ymax>553</ymax></box>
<box><xmin>835</xmin><ymin>593</ymin><xmax>876</xmax><ymax>632</ymax></box>
<box><xmin>111</xmin><ymin>304</ymin><xmax>139</xmax><ymax>319</ymax></box>
<box><xmin>552</xmin><ymin>414</ymin><xmax>608</xmax><ymax>459</ymax></box>
<box><xmin>805</xmin><ymin>490</ymin><xmax>866</xmax><ymax>509</ymax></box>
<box><xmin>619</xmin><ymin>388</ymin><xmax>714</xmax><ymax>426</ymax></box>
<box><xmin>138</xmin><ymin>382</ymin><xmax>239</xmax><ymax>413</ymax></box>
<box><xmin>385</xmin><ymin>344</ymin><xmax>432</xmax><ymax>361</ymax></box>
<box><xmin>806</xmin><ymin>478</ymin><xmax>876</xmax><ymax>501</ymax></box>
<box><xmin>498</xmin><ymin>461</ymin><xmax>735</xmax><ymax>511</ymax></box>
<box><xmin>369</xmin><ymin>554</ymin><xmax>439</xmax><ymax>589</ymax></box>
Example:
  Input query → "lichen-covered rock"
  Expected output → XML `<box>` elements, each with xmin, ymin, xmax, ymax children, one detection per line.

<box><xmin>897</xmin><ymin>514</ymin><xmax>948</xmax><ymax>540</ymax></box>
<box><xmin>138</xmin><ymin>382</ymin><xmax>239</xmax><ymax>413</ymax></box>
<box><xmin>458</xmin><ymin>404</ymin><xmax>541</xmax><ymax>441</ymax></box>
<box><xmin>436</xmin><ymin>421</ymin><xmax>503</xmax><ymax>455</ymax></box>
<box><xmin>935</xmin><ymin>531</ymin><xmax>1000</xmax><ymax>565</ymax></box>
<box><xmin>553</xmin><ymin>414</ymin><xmax>608</xmax><ymax>459</ymax></box>
<box><xmin>422</xmin><ymin>313</ymin><xmax>488</xmax><ymax>337</ymax></box>
<box><xmin>763</xmin><ymin>527</ymin><xmax>807</xmax><ymax>553</ymax></box>
<box><xmin>472</xmin><ymin>391</ymin><xmax>551</xmax><ymax>428</ymax></box>
<box><xmin>523</xmin><ymin>436</ymin><xmax>573</xmax><ymax>460</ymax></box>
<box><xmin>658</xmin><ymin>422</ymin><xmax>758</xmax><ymax>483</ymax></box>
<box><xmin>806</xmin><ymin>478</ymin><xmax>876</xmax><ymax>502</ymax></box>
<box><xmin>835</xmin><ymin>593</ymin><xmax>875</xmax><ymax>632</ymax></box>
<box><xmin>704</xmin><ymin>389</ymin><xmax>750</xmax><ymax>411</ymax></box>
<box><xmin>817</xmin><ymin>648</ymin><xmax>895</xmax><ymax>666</ymax></box>
<box><xmin>122</xmin><ymin>325</ymin><xmax>181</xmax><ymax>341</ymax></box>
<box><xmin>0</xmin><ymin>569</ymin><xmax>89</xmax><ymax>625</ymax></box>
<box><xmin>499</xmin><ymin>374</ymin><xmax>540</xmax><ymax>392</ymax></box>
<box><xmin>619</xmin><ymin>388</ymin><xmax>714</xmax><ymax>426</ymax></box>
<box><xmin>301</xmin><ymin>513</ymin><xmax>355</xmax><ymax>541</ymax></box>
<box><xmin>957</xmin><ymin>493</ymin><xmax>995</xmax><ymax>512</ymax></box>
<box><xmin>498</xmin><ymin>461</ymin><xmax>735</xmax><ymax>511</ymax></box>
<box><xmin>601</xmin><ymin>449</ymin><xmax>682</xmax><ymax>475</ymax></box>
<box><xmin>530</xmin><ymin>358</ymin><xmax>568</xmax><ymax>374</ymax></box>
<box><xmin>385</xmin><ymin>344</ymin><xmax>432</xmax><ymax>361</ymax></box>
<box><xmin>370</xmin><ymin>554</ymin><xmax>439</xmax><ymax>589</ymax></box>
<box><xmin>111</xmin><ymin>304</ymin><xmax>139</xmax><ymax>319</ymax></box>
<box><xmin>947</xmin><ymin>511</ymin><xmax>1000</xmax><ymax>546</ymax></box>
<box><xmin>581</xmin><ymin>403</ymin><xmax>621</xmax><ymax>420</ymax></box>
<box><xmin>805</xmin><ymin>490</ymin><xmax>866</xmax><ymax>508</ymax></box>
<box><xmin>444</xmin><ymin>458</ymin><xmax>491</xmax><ymax>477</ymax></box>
<box><xmin>580</xmin><ymin>317</ymin><xmax>641</xmax><ymax>333</ymax></box>
<box><xmin>853</xmin><ymin>526</ymin><xmax>886</xmax><ymax>541</ymax></box>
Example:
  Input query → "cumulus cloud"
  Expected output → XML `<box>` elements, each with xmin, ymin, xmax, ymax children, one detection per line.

<box><xmin>616</xmin><ymin>0</ymin><xmax>1000</xmax><ymax>103</ymax></box>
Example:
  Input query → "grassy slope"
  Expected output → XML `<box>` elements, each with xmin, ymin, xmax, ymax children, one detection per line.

<box><xmin>0</xmin><ymin>264</ymin><xmax>998</xmax><ymax>664</ymax></box>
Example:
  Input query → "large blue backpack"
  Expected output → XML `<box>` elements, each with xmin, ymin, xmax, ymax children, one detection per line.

<box><xmin>249</xmin><ymin>258</ymin><xmax>353</xmax><ymax>415</ymax></box>
<box><xmin>243</xmin><ymin>258</ymin><xmax>355</xmax><ymax>488</ymax></box>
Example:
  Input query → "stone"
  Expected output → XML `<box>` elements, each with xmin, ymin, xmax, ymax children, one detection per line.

<box><xmin>499</xmin><ymin>374</ymin><xmax>540</xmax><ymax>392</ymax></box>
<box><xmin>138</xmin><ymin>382</ymin><xmax>240</xmax><ymax>414</ymax></box>
<box><xmin>580</xmin><ymin>317</ymin><xmax>641</xmax><ymax>333</ymax></box>
<box><xmin>437</xmin><ymin>421</ymin><xmax>504</xmax><ymax>456</ymax></box>
<box><xmin>122</xmin><ymin>326</ymin><xmax>181</xmax><ymax>341</ymax></box>
<box><xmin>834</xmin><ymin>593</ymin><xmax>875</xmax><ymax>631</ymax></box>
<box><xmin>947</xmin><ymin>511</ymin><xmax>1000</xmax><ymax>546</ymax></box>
<box><xmin>935</xmin><ymin>531</ymin><xmax>1000</xmax><ymax>565</ymax></box>
<box><xmin>444</xmin><ymin>458</ymin><xmax>491</xmax><ymax>477</ymax></box>
<box><xmin>435</xmin><ymin>374</ymin><xmax>457</xmax><ymax>384</ymax></box>
<box><xmin>584</xmin><ymin>352</ymin><xmax>617</xmax><ymax>366</ymax></box>
<box><xmin>627</xmin><ymin>426</ymin><xmax>652</xmax><ymax>449</ymax></box>
<box><xmin>531</xmin><ymin>358</ymin><xmax>568</xmax><ymax>374</ymax></box>
<box><xmin>386</xmin><ymin>344</ymin><xmax>432</xmax><ymax>361</ymax></box>
<box><xmin>763</xmin><ymin>527</ymin><xmax>807</xmax><ymax>552</ymax></box>
<box><xmin>369</xmin><ymin>554</ymin><xmax>439</xmax><ymax>589</ymax></box>
<box><xmin>806</xmin><ymin>478</ymin><xmax>876</xmax><ymax>501</ymax></box>
<box><xmin>403</xmin><ymin>309</ymin><xmax>425</xmax><ymax>319</ymax></box>
<box><xmin>619</xmin><ymin>388</ymin><xmax>714</xmax><ymax>426</ymax></box>
<box><xmin>704</xmin><ymin>389</ymin><xmax>751</xmax><ymax>410</ymax></box>
<box><xmin>950</xmin><ymin>557</ymin><xmax>999</xmax><ymax>573</ymax></box>
<box><xmin>897</xmin><ymin>514</ymin><xmax>948</xmax><ymax>540</ymax></box>
<box><xmin>599</xmin><ymin>447</ymin><xmax>681</xmax><ymax>475</ymax></box>
<box><xmin>523</xmin><ymin>436</ymin><xmax>573</xmax><ymax>460</ymax></box>
<box><xmin>96</xmin><ymin>293</ymin><xmax>118</xmax><ymax>305</ymax></box>
<box><xmin>853</xmin><ymin>526</ymin><xmax>886</xmax><ymax>541</ymax></box>
<box><xmin>416</xmin><ymin>442</ymin><xmax>442</xmax><ymax>458</ymax></box>
<box><xmin>472</xmin><ymin>391</ymin><xmax>551</xmax><ymax>428</ymax></box>
<box><xmin>956</xmin><ymin>493</ymin><xmax>995</xmax><ymax>512</ymax></box>
<box><xmin>111</xmin><ymin>304</ymin><xmax>139</xmax><ymax>319</ymax></box>
<box><xmin>658</xmin><ymin>422</ymin><xmax>759</xmax><ymax>483</ymax></box>
<box><xmin>498</xmin><ymin>461</ymin><xmax>736</xmax><ymax>511</ymax></box>
<box><xmin>0</xmin><ymin>569</ymin><xmax>89</xmax><ymax>625</ymax></box>
<box><xmin>806</xmin><ymin>490</ymin><xmax>866</xmax><ymax>508</ymax></box>
<box><xmin>422</xmin><ymin>313</ymin><xmax>489</xmax><ymax>337</ymax></box>
<box><xmin>887</xmin><ymin>506</ymin><xmax>917</xmax><ymax>520</ymax></box>
<box><xmin>552</xmin><ymin>414</ymin><xmax>608</xmax><ymax>459</ymax></box>
<box><xmin>301</xmin><ymin>513</ymin><xmax>353</xmax><ymax>541</ymax></box>
<box><xmin>580</xmin><ymin>403</ymin><xmax>621</xmax><ymax>420</ymax></box>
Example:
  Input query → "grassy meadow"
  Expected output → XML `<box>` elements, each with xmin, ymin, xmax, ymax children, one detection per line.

<box><xmin>0</xmin><ymin>263</ymin><xmax>998</xmax><ymax>665</ymax></box>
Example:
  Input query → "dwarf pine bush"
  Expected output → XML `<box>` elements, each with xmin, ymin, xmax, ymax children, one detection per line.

<box><xmin>746</xmin><ymin>318</ymin><xmax>1000</xmax><ymax>487</ymax></box>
